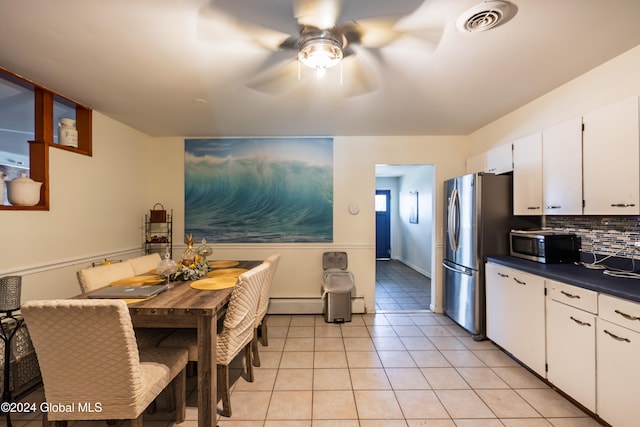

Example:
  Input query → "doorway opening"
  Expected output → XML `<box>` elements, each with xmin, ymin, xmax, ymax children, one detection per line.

<box><xmin>375</xmin><ymin>189</ymin><xmax>391</xmax><ymax>259</ymax></box>
<box><xmin>375</xmin><ymin>164</ymin><xmax>435</xmax><ymax>312</ymax></box>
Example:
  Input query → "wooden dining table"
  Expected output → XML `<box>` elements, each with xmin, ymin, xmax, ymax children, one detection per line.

<box><xmin>79</xmin><ymin>260</ymin><xmax>261</xmax><ymax>427</ymax></box>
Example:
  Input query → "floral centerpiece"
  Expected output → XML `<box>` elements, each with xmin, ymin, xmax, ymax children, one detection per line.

<box><xmin>173</xmin><ymin>234</ymin><xmax>210</xmax><ymax>280</ymax></box>
<box><xmin>172</xmin><ymin>259</ymin><xmax>209</xmax><ymax>281</ymax></box>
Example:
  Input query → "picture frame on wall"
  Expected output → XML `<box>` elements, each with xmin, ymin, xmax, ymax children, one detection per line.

<box><xmin>184</xmin><ymin>137</ymin><xmax>334</xmax><ymax>243</ymax></box>
<box><xmin>409</xmin><ymin>191</ymin><xmax>418</xmax><ymax>224</ymax></box>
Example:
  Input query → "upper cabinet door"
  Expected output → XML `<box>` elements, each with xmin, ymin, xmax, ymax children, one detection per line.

<box><xmin>485</xmin><ymin>144</ymin><xmax>513</xmax><ymax>175</ymax></box>
<box><xmin>583</xmin><ymin>96</ymin><xmax>640</xmax><ymax>215</ymax></box>
<box><xmin>513</xmin><ymin>132</ymin><xmax>543</xmax><ymax>215</ymax></box>
<box><xmin>542</xmin><ymin>117</ymin><xmax>583</xmax><ymax>215</ymax></box>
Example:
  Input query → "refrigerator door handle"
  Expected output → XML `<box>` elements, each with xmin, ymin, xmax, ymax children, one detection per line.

<box><xmin>442</xmin><ymin>260</ymin><xmax>473</xmax><ymax>276</ymax></box>
<box><xmin>448</xmin><ymin>188</ymin><xmax>460</xmax><ymax>252</ymax></box>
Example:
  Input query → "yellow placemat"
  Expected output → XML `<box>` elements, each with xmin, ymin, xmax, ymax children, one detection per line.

<box><xmin>123</xmin><ymin>295</ymin><xmax>157</xmax><ymax>304</ymax></box>
<box><xmin>110</xmin><ymin>275</ymin><xmax>165</xmax><ymax>286</ymax></box>
<box><xmin>209</xmin><ymin>260</ymin><xmax>240</xmax><ymax>269</ymax></box>
<box><xmin>206</xmin><ymin>268</ymin><xmax>248</xmax><ymax>278</ymax></box>
<box><xmin>190</xmin><ymin>276</ymin><xmax>238</xmax><ymax>291</ymax></box>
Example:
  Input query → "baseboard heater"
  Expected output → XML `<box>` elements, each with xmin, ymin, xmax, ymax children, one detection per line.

<box><xmin>268</xmin><ymin>297</ymin><xmax>365</xmax><ymax>315</ymax></box>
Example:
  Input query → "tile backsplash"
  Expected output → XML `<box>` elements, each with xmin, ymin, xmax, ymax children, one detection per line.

<box><xmin>545</xmin><ymin>216</ymin><xmax>640</xmax><ymax>258</ymax></box>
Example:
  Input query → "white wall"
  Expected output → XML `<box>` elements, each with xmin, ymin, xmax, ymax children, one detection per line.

<box><xmin>0</xmin><ymin>112</ymin><xmax>154</xmax><ymax>301</ymax></box>
<box><xmin>149</xmin><ymin>136</ymin><xmax>467</xmax><ymax>313</ymax></box>
<box><xmin>397</xmin><ymin>165</ymin><xmax>434</xmax><ymax>277</ymax></box>
<box><xmin>469</xmin><ymin>44</ymin><xmax>640</xmax><ymax>153</ymax></box>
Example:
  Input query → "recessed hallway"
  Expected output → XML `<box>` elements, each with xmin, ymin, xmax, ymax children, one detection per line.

<box><xmin>375</xmin><ymin>259</ymin><xmax>431</xmax><ymax>311</ymax></box>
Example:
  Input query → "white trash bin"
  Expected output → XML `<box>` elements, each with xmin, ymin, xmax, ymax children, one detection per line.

<box><xmin>322</xmin><ymin>270</ymin><xmax>354</xmax><ymax>323</ymax></box>
<box><xmin>322</xmin><ymin>252</ymin><xmax>355</xmax><ymax>323</ymax></box>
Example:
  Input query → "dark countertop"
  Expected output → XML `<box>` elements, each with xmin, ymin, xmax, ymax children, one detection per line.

<box><xmin>486</xmin><ymin>256</ymin><xmax>640</xmax><ymax>303</ymax></box>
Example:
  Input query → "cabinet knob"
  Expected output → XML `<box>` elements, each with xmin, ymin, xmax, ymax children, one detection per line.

<box><xmin>527</xmin><ymin>206</ymin><xmax>540</xmax><ymax>210</ymax></box>
<box><xmin>546</xmin><ymin>205</ymin><xmax>561</xmax><ymax>209</ymax></box>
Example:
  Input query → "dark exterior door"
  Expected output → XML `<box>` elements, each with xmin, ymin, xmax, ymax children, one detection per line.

<box><xmin>375</xmin><ymin>190</ymin><xmax>391</xmax><ymax>259</ymax></box>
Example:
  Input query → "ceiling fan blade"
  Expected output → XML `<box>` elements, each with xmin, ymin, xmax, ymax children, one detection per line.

<box><xmin>339</xmin><ymin>48</ymin><xmax>378</xmax><ymax>97</ymax></box>
<box><xmin>246</xmin><ymin>57</ymin><xmax>307</xmax><ymax>95</ymax></box>
<box><xmin>279</xmin><ymin>34</ymin><xmax>300</xmax><ymax>50</ymax></box>
<box><xmin>355</xmin><ymin>18</ymin><xmax>404</xmax><ymax>48</ymax></box>
<box><xmin>197</xmin><ymin>2</ymin><xmax>293</xmax><ymax>51</ymax></box>
<box><xmin>399</xmin><ymin>26</ymin><xmax>444</xmax><ymax>52</ymax></box>
<box><xmin>357</xmin><ymin>17</ymin><xmax>444</xmax><ymax>52</ymax></box>
<box><xmin>293</xmin><ymin>0</ymin><xmax>342</xmax><ymax>29</ymax></box>
<box><xmin>202</xmin><ymin>0</ymin><xmax>299</xmax><ymax>36</ymax></box>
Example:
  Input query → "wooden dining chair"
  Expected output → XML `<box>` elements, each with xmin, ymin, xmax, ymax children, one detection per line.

<box><xmin>159</xmin><ymin>262</ymin><xmax>270</xmax><ymax>417</ymax></box>
<box><xmin>128</xmin><ymin>253</ymin><xmax>162</xmax><ymax>275</ymax></box>
<box><xmin>76</xmin><ymin>261</ymin><xmax>136</xmax><ymax>293</ymax></box>
<box><xmin>252</xmin><ymin>253</ymin><xmax>280</xmax><ymax>367</ymax></box>
<box><xmin>21</xmin><ymin>299</ymin><xmax>189</xmax><ymax>427</ymax></box>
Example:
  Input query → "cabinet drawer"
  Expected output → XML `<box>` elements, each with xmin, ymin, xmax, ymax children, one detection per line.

<box><xmin>599</xmin><ymin>294</ymin><xmax>640</xmax><ymax>333</ymax></box>
<box><xmin>548</xmin><ymin>280</ymin><xmax>597</xmax><ymax>314</ymax></box>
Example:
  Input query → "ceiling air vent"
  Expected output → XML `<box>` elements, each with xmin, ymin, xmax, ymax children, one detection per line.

<box><xmin>457</xmin><ymin>1</ymin><xmax>517</xmax><ymax>33</ymax></box>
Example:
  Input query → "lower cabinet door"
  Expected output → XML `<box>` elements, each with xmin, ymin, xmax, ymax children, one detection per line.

<box><xmin>485</xmin><ymin>262</ymin><xmax>546</xmax><ymax>376</ymax></box>
<box><xmin>597</xmin><ymin>319</ymin><xmax>640</xmax><ymax>427</ymax></box>
<box><xmin>546</xmin><ymin>300</ymin><xmax>596</xmax><ymax>412</ymax></box>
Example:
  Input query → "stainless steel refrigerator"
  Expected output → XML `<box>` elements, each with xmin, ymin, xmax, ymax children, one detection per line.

<box><xmin>442</xmin><ymin>172</ymin><xmax>536</xmax><ymax>340</ymax></box>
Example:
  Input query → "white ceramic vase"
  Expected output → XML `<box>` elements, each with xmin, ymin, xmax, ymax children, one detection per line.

<box><xmin>6</xmin><ymin>173</ymin><xmax>42</xmax><ymax>206</ymax></box>
<box><xmin>58</xmin><ymin>118</ymin><xmax>78</xmax><ymax>147</ymax></box>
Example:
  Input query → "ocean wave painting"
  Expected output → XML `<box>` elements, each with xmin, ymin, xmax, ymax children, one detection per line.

<box><xmin>185</xmin><ymin>138</ymin><xmax>333</xmax><ymax>243</ymax></box>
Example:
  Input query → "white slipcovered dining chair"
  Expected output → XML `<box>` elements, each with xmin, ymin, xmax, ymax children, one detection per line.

<box><xmin>76</xmin><ymin>261</ymin><xmax>136</xmax><ymax>293</ymax></box>
<box><xmin>159</xmin><ymin>262</ymin><xmax>270</xmax><ymax>417</ymax></box>
<box><xmin>76</xmin><ymin>260</ymin><xmax>171</xmax><ymax>347</ymax></box>
<box><xmin>128</xmin><ymin>253</ymin><xmax>162</xmax><ymax>275</ymax></box>
<box><xmin>21</xmin><ymin>299</ymin><xmax>189</xmax><ymax>427</ymax></box>
<box><xmin>252</xmin><ymin>253</ymin><xmax>280</xmax><ymax>367</ymax></box>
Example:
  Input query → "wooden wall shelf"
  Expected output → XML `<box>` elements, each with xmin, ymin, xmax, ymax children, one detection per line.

<box><xmin>0</xmin><ymin>67</ymin><xmax>93</xmax><ymax>211</ymax></box>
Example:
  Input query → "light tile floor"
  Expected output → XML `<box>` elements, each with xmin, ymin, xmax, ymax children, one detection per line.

<box><xmin>376</xmin><ymin>260</ymin><xmax>431</xmax><ymax>311</ymax></box>
<box><xmin>8</xmin><ymin>312</ymin><xmax>605</xmax><ymax>427</ymax></box>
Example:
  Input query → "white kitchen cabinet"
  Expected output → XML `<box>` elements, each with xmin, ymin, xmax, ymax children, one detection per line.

<box><xmin>542</xmin><ymin>117</ymin><xmax>583</xmax><ymax>215</ymax></box>
<box><xmin>485</xmin><ymin>262</ymin><xmax>546</xmax><ymax>376</ymax></box>
<box><xmin>546</xmin><ymin>280</ymin><xmax>596</xmax><ymax>412</ymax></box>
<box><xmin>512</xmin><ymin>132</ymin><xmax>543</xmax><ymax>215</ymax></box>
<box><xmin>583</xmin><ymin>95</ymin><xmax>640</xmax><ymax>215</ymax></box>
<box><xmin>597</xmin><ymin>294</ymin><xmax>640</xmax><ymax>427</ymax></box>
<box><xmin>485</xmin><ymin>143</ymin><xmax>512</xmax><ymax>174</ymax></box>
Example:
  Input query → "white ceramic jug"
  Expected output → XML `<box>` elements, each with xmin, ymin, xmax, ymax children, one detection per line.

<box><xmin>58</xmin><ymin>118</ymin><xmax>78</xmax><ymax>147</ymax></box>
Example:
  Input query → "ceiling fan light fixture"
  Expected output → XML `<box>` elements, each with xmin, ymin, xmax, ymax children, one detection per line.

<box><xmin>298</xmin><ymin>37</ymin><xmax>343</xmax><ymax>76</ymax></box>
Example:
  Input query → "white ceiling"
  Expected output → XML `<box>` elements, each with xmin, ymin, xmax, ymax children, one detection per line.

<box><xmin>1</xmin><ymin>0</ymin><xmax>640</xmax><ymax>142</ymax></box>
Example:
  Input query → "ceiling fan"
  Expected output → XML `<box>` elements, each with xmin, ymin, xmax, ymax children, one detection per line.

<box><xmin>198</xmin><ymin>0</ymin><xmax>442</xmax><ymax>96</ymax></box>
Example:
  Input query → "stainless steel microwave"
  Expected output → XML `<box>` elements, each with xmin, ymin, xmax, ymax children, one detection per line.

<box><xmin>509</xmin><ymin>230</ymin><xmax>580</xmax><ymax>263</ymax></box>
